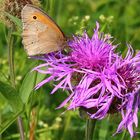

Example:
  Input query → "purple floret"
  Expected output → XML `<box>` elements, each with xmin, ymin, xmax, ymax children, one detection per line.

<box><xmin>32</xmin><ymin>22</ymin><xmax>140</xmax><ymax>137</ymax></box>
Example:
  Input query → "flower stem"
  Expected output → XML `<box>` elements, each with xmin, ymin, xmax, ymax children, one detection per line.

<box><xmin>85</xmin><ymin>119</ymin><xmax>96</xmax><ymax>140</ymax></box>
<box><xmin>120</xmin><ymin>130</ymin><xmax>126</xmax><ymax>140</ymax></box>
<box><xmin>28</xmin><ymin>62</ymin><xmax>39</xmax><ymax>140</ymax></box>
<box><xmin>7</xmin><ymin>30</ymin><xmax>25</xmax><ymax>140</ymax></box>
<box><xmin>17</xmin><ymin>117</ymin><xmax>25</xmax><ymax>140</ymax></box>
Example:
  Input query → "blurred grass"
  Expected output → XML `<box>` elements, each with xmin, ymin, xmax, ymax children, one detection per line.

<box><xmin>0</xmin><ymin>0</ymin><xmax>140</xmax><ymax>140</ymax></box>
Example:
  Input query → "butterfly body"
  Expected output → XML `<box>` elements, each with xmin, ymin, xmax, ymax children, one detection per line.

<box><xmin>21</xmin><ymin>4</ymin><xmax>66</xmax><ymax>56</ymax></box>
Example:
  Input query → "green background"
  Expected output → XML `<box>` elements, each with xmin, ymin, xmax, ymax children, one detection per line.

<box><xmin>0</xmin><ymin>0</ymin><xmax>140</xmax><ymax>140</ymax></box>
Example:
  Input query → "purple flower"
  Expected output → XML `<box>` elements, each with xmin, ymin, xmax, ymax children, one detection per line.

<box><xmin>32</xmin><ymin>22</ymin><xmax>140</xmax><ymax>137</ymax></box>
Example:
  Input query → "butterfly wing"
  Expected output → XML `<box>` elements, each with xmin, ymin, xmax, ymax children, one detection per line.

<box><xmin>21</xmin><ymin>4</ymin><xmax>66</xmax><ymax>56</ymax></box>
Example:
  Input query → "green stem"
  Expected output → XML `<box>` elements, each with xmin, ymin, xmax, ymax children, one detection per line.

<box><xmin>49</xmin><ymin>0</ymin><xmax>55</xmax><ymax>17</ymax></box>
<box><xmin>7</xmin><ymin>31</ymin><xmax>25</xmax><ymax>140</ymax></box>
<box><xmin>56</xmin><ymin>0</ymin><xmax>62</xmax><ymax>24</ymax></box>
<box><xmin>28</xmin><ymin>61</ymin><xmax>39</xmax><ymax>118</ymax></box>
<box><xmin>27</xmin><ymin>61</ymin><xmax>39</xmax><ymax>139</ymax></box>
<box><xmin>61</xmin><ymin>112</ymin><xmax>72</xmax><ymax>140</ymax></box>
<box><xmin>8</xmin><ymin>31</ymin><xmax>15</xmax><ymax>87</ymax></box>
<box><xmin>104</xmin><ymin>115</ymin><xmax>110</xmax><ymax>139</ymax></box>
<box><xmin>100</xmin><ymin>23</ymin><xmax>107</xmax><ymax>32</ymax></box>
<box><xmin>17</xmin><ymin>117</ymin><xmax>25</xmax><ymax>140</ymax></box>
<box><xmin>120</xmin><ymin>130</ymin><xmax>126</xmax><ymax>140</ymax></box>
<box><xmin>85</xmin><ymin>119</ymin><xmax>96</xmax><ymax>140</ymax></box>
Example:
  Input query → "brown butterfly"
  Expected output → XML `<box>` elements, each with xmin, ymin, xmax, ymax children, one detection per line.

<box><xmin>21</xmin><ymin>4</ymin><xmax>66</xmax><ymax>56</ymax></box>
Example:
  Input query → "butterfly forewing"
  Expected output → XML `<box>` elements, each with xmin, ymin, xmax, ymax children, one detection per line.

<box><xmin>21</xmin><ymin>4</ymin><xmax>65</xmax><ymax>56</ymax></box>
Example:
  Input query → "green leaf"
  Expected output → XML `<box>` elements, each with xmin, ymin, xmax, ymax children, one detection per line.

<box><xmin>0</xmin><ymin>81</ymin><xmax>24</xmax><ymax>113</ymax></box>
<box><xmin>5</xmin><ymin>12</ymin><xmax>22</xmax><ymax>31</ymax></box>
<box><xmin>19</xmin><ymin>70</ymin><xmax>46</xmax><ymax>104</ymax></box>
<box><xmin>0</xmin><ymin>110</ymin><xmax>24</xmax><ymax>134</ymax></box>
<box><xmin>0</xmin><ymin>81</ymin><xmax>24</xmax><ymax>134</ymax></box>
<box><xmin>11</xmin><ymin>31</ymin><xmax>21</xmax><ymax>36</ymax></box>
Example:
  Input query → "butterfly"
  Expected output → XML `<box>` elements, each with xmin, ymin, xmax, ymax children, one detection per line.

<box><xmin>21</xmin><ymin>4</ymin><xmax>66</xmax><ymax>56</ymax></box>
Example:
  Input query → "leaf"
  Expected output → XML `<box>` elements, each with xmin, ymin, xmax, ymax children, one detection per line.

<box><xmin>5</xmin><ymin>12</ymin><xmax>22</xmax><ymax>31</ymax></box>
<box><xmin>19</xmin><ymin>71</ymin><xmax>46</xmax><ymax>104</ymax></box>
<box><xmin>0</xmin><ymin>81</ymin><xmax>24</xmax><ymax>113</ymax></box>
<box><xmin>11</xmin><ymin>31</ymin><xmax>21</xmax><ymax>36</ymax></box>
<box><xmin>0</xmin><ymin>81</ymin><xmax>24</xmax><ymax>134</ymax></box>
<box><xmin>0</xmin><ymin>110</ymin><xmax>24</xmax><ymax>134</ymax></box>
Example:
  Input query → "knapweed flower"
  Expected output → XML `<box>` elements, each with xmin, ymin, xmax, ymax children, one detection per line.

<box><xmin>33</xmin><ymin>22</ymin><xmax>140</xmax><ymax>137</ymax></box>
